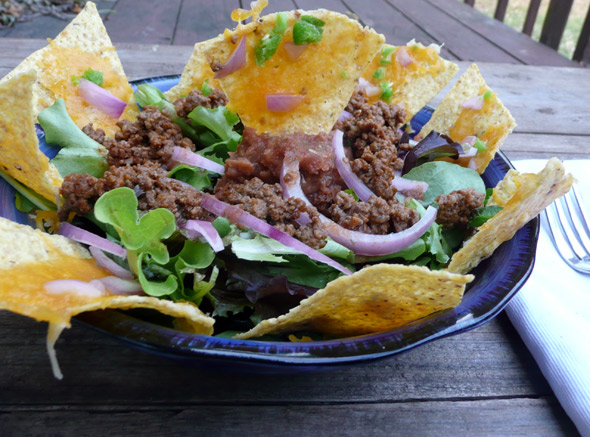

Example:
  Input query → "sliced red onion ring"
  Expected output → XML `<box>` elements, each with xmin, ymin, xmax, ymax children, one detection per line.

<box><xmin>460</xmin><ymin>95</ymin><xmax>484</xmax><ymax>110</ymax></box>
<box><xmin>339</xmin><ymin>110</ymin><xmax>353</xmax><ymax>122</ymax></box>
<box><xmin>215</xmin><ymin>36</ymin><xmax>247</xmax><ymax>79</ymax></box>
<box><xmin>99</xmin><ymin>276</ymin><xmax>143</xmax><ymax>295</ymax></box>
<box><xmin>44</xmin><ymin>279</ymin><xmax>105</xmax><ymax>298</ymax></box>
<box><xmin>183</xmin><ymin>220</ymin><xmax>224</xmax><ymax>252</ymax></box>
<box><xmin>284</xmin><ymin>41</ymin><xmax>308</xmax><ymax>60</ymax></box>
<box><xmin>459</xmin><ymin>147</ymin><xmax>478</xmax><ymax>158</ymax></box>
<box><xmin>172</xmin><ymin>146</ymin><xmax>225</xmax><ymax>174</ymax></box>
<box><xmin>396</xmin><ymin>47</ymin><xmax>414</xmax><ymax>67</ymax></box>
<box><xmin>58</xmin><ymin>222</ymin><xmax>126</xmax><ymax>258</ymax></box>
<box><xmin>462</xmin><ymin>136</ymin><xmax>476</xmax><ymax>147</ymax></box>
<box><xmin>266</xmin><ymin>94</ymin><xmax>305</xmax><ymax>112</ymax></box>
<box><xmin>280</xmin><ymin>159</ymin><xmax>313</xmax><ymax>226</ymax></box>
<box><xmin>323</xmin><ymin>207</ymin><xmax>437</xmax><ymax>256</ymax></box>
<box><xmin>281</xmin><ymin>159</ymin><xmax>437</xmax><ymax>256</ymax></box>
<box><xmin>332</xmin><ymin>129</ymin><xmax>375</xmax><ymax>202</ymax></box>
<box><xmin>356</xmin><ymin>78</ymin><xmax>381</xmax><ymax>97</ymax></box>
<box><xmin>78</xmin><ymin>79</ymin><xmax>127</xmax><ymax>119</ymax></box>
<box><xmin>201</xmin><ymin>194</ymin><xmax>352</xmax><ymax>275</ymax></box>
<box><xmin>89</xmin><ymin>246</ymin><xmax>134</xmax><ymax>279</ymax></box>
<box><xmin>391</xmin><ymin>176</ymin><xmax>429</xmax><ymax>198</ymax></box>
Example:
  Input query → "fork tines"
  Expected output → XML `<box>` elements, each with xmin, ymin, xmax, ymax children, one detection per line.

<box><xmin>545</xmin><ymin>184</ymin><xmax>590</xmax><ymax>274</ymax></box>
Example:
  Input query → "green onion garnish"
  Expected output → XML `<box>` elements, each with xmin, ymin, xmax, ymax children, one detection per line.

<box><xmin>474</xmin><ymin>138</ymin><xmax>487</xmax><ymax>154</ymax></box>
<box><xmin>293</xmin><ymin>15</ymin><xmax>325</xmax><ymax>45</ymax></box>
<box><xmin>255</xmin><ymin>12</ymin><xmax>288</xmax><ymax>66</ymax></box>
<box><xmin>483</xmin><ymin>90</ymin><xmax>493</xmax><ymax>100</ymax></box>
<box><xmin>373</xmin><ymin>68</ymin><xmax>385</xmax><ymax>79</ymax></box>
<box><xmin>380</xmin><ymin>82</ymin><xmax>393</xmax><ymax>102</ymax></box>
<box><xmin>379</xmin><ymin>47</ymin><xmax>396</xmax><ymax>65</ymax></box>
<box><xmin>201</xmin><ymin>79</ymin><xmax>212</xmax><ymax>97</ymax></box>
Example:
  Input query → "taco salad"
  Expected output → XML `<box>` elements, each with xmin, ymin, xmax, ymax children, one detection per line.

<box><xmin>0</xmin><ymin>1</ymin><xmax>573</xmax><ymax>377</ymax></box>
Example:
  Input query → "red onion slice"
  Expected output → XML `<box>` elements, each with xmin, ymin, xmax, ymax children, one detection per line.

<box><xmin>266</xmin><ymin>94</ymin><xmax>305</xmax><ymax>112</ymax></box>
<box><xmin>281</xmin><ymin>159</ymin><xmax>437</xmax><ymax>256</ymax></box>
<box><xmin>89</xmin><ymin>246</ymin><xmax>134</xmax><ymax>279</ymax></box>
<box><xmin>356</xmin><ymin>78</ymin><xmax>381</xmax><ymax>97</ymax></box>
<box><xmin>396</xmin><ymin>47</ymin><xmax>414</xmax><ymax>67</ymax></box>
<box><xmin>339</xmin><ymin>110</ymin><xmax>353</xmax><ymax>122</ymax></box>
<box><xmin>78</xmin><ymin>79</ymin><xmax>127</xmax><ymax>119</ymax></box>
<box><xmin>460</xmin><ymin>95</ymin><xmax>484</xmax><ymax>110</ymax></box>
<box><xmin>332</xmin><ymin>130</ymin><xmax>375</xmax><ymax>202</ymax></box>
<box><xmin>172</xmin><ymin>147</ymin><xmax>225</xmax><ymax>174</ymax></box>
<box><xmin>58</xmin><ymin>222</ymin><xmax>126</xmax><ymax>258</ymax></box>
<box><xmin>284</xmin><ymin>41</ymin><xmax>308</xmax><ymax>60</ymax></box>
<box><xmin>391</xmin><ymin>176</ymin><xmax>429</xmax><ymax>199</ymax></box>
<box><xmin>201</xmin><ymin>194</ymin><xmax>352</xmax><ymax>275</ymax></box>
<box><xmin>183</xmin><ymin>220</ymin><xmax>224</xmax><ymax>252</ymax></box>
<box><xmin>99</xmin><ymin>276</ymin><xmax>143</xmax><ymax>295</ymax></box>
<box><xmin>215</xmin><ymin>36</ymin><xmax>247</xmax><ymax>79</ymax></box>
<box><xmin>44</xmin><ymin>279</ymin><xmax>106</xmax><ymax>298</ymax></box>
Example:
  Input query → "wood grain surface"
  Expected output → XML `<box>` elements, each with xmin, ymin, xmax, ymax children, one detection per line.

<box><xmin>1</xmin><ymin>1</ymin><xmax>589</xmax><ymax>434</ymax></box>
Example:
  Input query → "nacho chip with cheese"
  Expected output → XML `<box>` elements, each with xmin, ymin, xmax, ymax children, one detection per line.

<box><xmin>0</xmin><ymin>216</ymin><xmax>214</xmax><ymax>378</ymax></box>
<box><xmin>447</xmin><ymin>158</ymin><xmax>574</xmax><ymax>274</ymax></box>
<box><xmin>361</xmin><ymin>42</ymin><xmax>458</xmax><ymax>121</ymax></box>
<box><xmin>0</xmin><ymin>71</ymin><xmax>62</xmax><ymax>202</ymax></box>
<box><xmin>182</xmin><ymin>10</ymin><xmax>384</xmax><ymax>134</ymax></box>
<box><xmin>418</xmin><ymin>64</ymin><xmax>516</xmax><ymax>174</ymax></box>
<box><xmin>235</xmin><ymin>264</ymin><xmax>473</xmax><ymax>339</ymax></box>
<box><xmin>0</xmin><ymin>1</ymin><xmax>134</xmax><ymax>136</ymax></box>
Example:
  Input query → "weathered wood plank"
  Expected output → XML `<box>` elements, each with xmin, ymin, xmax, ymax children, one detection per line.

<box><xmin>173</xmin><ymin>0</ymin><xmax>239</xmax><ymax>46</ymax></box>
<box><xmin>104</xmin><ymin>0</ymin><xmax>182</xmax><ymax>45</ymax></box>
<box><xmin>503</xmin><ymin>133</ymin><xmax>590</xmax><ymax>161</ymax></box>
<box><xmin>263</xmin><ymin>0</ymin><xmax>298</xmax><ymax>13</ymax></box>
<box><xmin>540</xmin><ymin>0</ymin><xmax>574</xmax><ymax>50</ymax></box>
<box><xmin>0</xmin><ymin>398</ymin><xmax>577</xmax><ymax>436</ymax></box>
<box><xmin>0</xmin><ymin>311</ymin><xmax>555</xmax><ymax>405</ymax></box>
<box><xmin>387</xmin><ymin>0</ymin><xmax>519</xmax><ymax>63</ymax></box>
<box><xmin>343</xmin><ymin>0</ymin><xmax>459</xmax><ymax>60</ymax></box>
<box><xmin>424</xmin><ymin>0</ymin><xmax>578</xmax><ymax>67</ymax></box>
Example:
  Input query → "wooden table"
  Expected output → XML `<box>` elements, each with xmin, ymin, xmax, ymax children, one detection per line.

<box><xmin>1</xmin><ymin>2</ymin><xmax>589</xmax><ymax>435</ymax></box>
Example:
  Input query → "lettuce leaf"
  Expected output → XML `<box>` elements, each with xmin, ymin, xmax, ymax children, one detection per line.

<box><xmin>37</xmin><ymin>99</ymin><xmax>108</xmax><ymax>178</ymax></box>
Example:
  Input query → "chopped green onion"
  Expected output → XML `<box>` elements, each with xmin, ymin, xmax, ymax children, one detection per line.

<box><xmin>380</xmin><ymin>82</ymin><xmax>393</xmax><ymax>102</ymax></box>
<box><xmin>483</xmin><ymin>90</ymin><xmax>493</xmax><ymax>100</ymax></box>
<box><xmin>72</xmin><ymin>68</ymin><xmax>104</xmax><ymax>87</ymax></box>
<box><xmin>293</xmin><ymin>15</ymin><xmax>325</xmax><ymax>45</ymax></box>
<box><xmin>201</xmin><ymin>79</ymin><xmax>212</xmax><ymax>97</ymax></box>
<box><xmin>255</xmin><ymin>12</ymin><xmax>288</xmax><ymax>66</ymax></box>
<box><xmin>474</xmin><ymin>138</ymin><xmax>487</xmax><ymax>154</ymax></box>
<box><xmin>412</xmin><ymin>44</ymin><xmax>419</xmax><ymax>51</ymax></box>
<box><xmin>372</xmin><ymin>68</ymin><xmax>385</xmax><ymax>79</ymax></box>
<box><xmin>340</xmin><ymin>71</ymin><xmax>348</xmax><ymax>78</ymax></box>
<box><xmin>343</xmin><ymin>188</ymin><xmax>359</xmax><ymax>201</ymax></box>
<box><xmin>379</xmin><ymin>47</ymin><xmax>396</xmax><ymax>65</ymax></box>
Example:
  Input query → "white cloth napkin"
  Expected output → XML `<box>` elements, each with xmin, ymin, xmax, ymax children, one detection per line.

<box><xmin>506</xmin><ymin>160</ymin><xmax>590</xmax><ymax>435</ymax></box>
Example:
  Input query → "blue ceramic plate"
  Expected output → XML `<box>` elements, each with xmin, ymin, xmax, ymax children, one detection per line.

<box><xmin>0</xmin><ymin>75</ymin><xmax>539</xmax><ymax>373</ymax></box>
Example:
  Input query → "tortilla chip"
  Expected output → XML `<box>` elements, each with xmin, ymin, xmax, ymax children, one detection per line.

<box><xmin>418</xmin><ymin>64</ymin><xmax>516</xmax><ymax>174</ymax></box>
<box><xmin>0</xmin><ymin>217</ymin><xmax>214</xmax><ymax>377</ymax></box>
<box><xmin>164</xmin><ymin>36</ymin><xmax>223</xmax><ymax>102</ymax></box>
<box><xmin>0</xmin><ymin>1</ymin><xmax>134</xmax><ymax>136</ymax></box>
<box><xmin>447</xmin><ymin>158</ymin><xmax>574</xmax><ymax>274</ymax></box>
<box><xmin>234</xmin><ymin>264</ymin><xmax>473</xmax><ymax>339</ymax></box>
<box><xmin>0</xmin><ymin>71</ymin><xmax>63</xmax><ymax>202</ymax></box>
<box><xmin>192</xmin><ymin>10</ymin><xmax>383</xmax><ymax>134</ymax></box>
<box><xmin>362</xmin><ymin>42</ymin><xmax>458</xmax><ymax>121</ymax></box>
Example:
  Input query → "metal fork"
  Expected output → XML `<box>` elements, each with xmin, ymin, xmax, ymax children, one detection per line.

<box><xmin>545</xmin><ymin>184</ymin><xmax>590</xmax><ymax>274</ymax></box>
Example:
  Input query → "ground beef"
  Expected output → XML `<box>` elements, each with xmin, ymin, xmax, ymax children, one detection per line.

<box><xmin>215</xmin><ymin>177</ymin><xmax>328</xmax><ymax>249</ymax></box>
<box><xmin>174</xmin><ymin>89</ymin><xmax>229</xmax><ymax>118</ymax></box>
<box><xmin>96</xmin><ymin>107</ymin><xmax>195</xmax><ymax>169</ymax></box>
<box><xmin>328</xmin><ymin>192</ymin><xmax>419</xmax><ymax>234</ymax></box>
<box><xmin>59</xmin><ymin>162</ymin><xmax>213</xmax><ymax>223</ymax></box>
<box><xmin>82</xmin><ymin>124</ymin><xmax>106</xmax><ymax>145</ymax></box>
<box><xmin>221</xmin><ymin>127</ymin><xmax>346</xmax><ymax>214</ymax></box>
<box><xmin>335</xmin><ymin>92</ymin><xmax>410</xmax><ymax>200</ymax></box>
<box><xmin>435</xmin><ymin>189</ymin><xmax>485</xmax><ymax>229</ymax></box>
